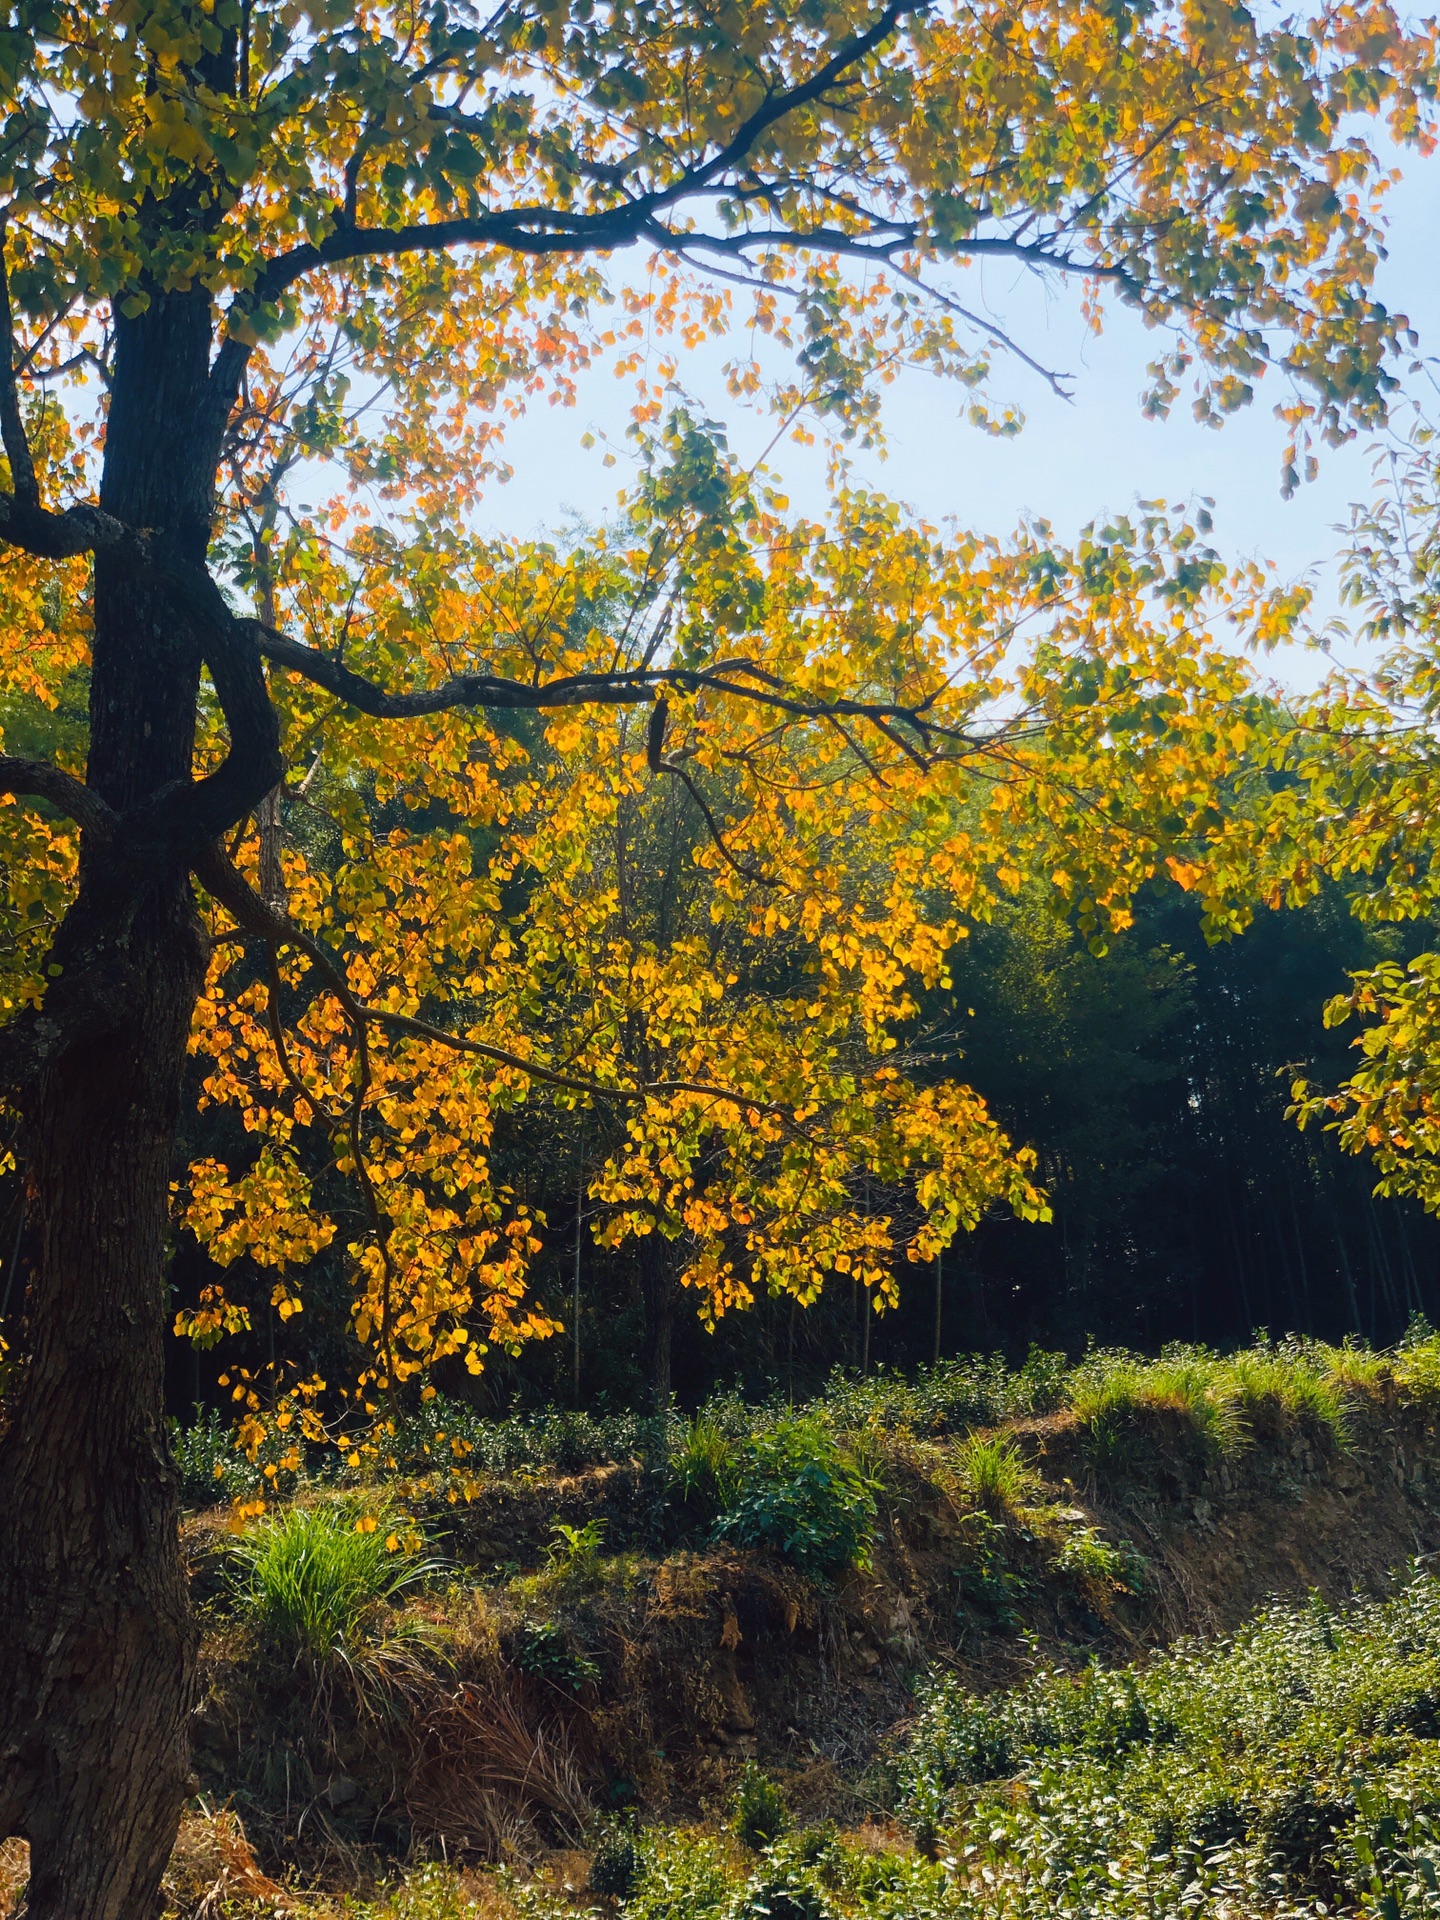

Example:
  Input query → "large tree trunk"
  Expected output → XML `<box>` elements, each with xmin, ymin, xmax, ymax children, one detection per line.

<box><xmin>0</xmin><ymin>290</ymin><xmax>230</xmax><ymax>1918</ymax></box>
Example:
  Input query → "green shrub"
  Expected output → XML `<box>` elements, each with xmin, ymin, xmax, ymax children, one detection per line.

<box><xmin>515</xmin><ymin>1618</ymin><xmax>601</xmax><ymax>1694</ymax></box>
<box><xmin>814</xmin><ymin>1347</ymin><xmax>1068</xmax><ymax>1440</ymax></box>
<box><xmin>713</xmin><ymin>1414</ymin><xmax>878</xmax><ymax>1580</ymax></box>
<box><xmin>351</xmin><ymin>1863</ymin><xmax>485</xmax><ymax>1920</ymax></box>
<box><xmin>383</xmin><ymin>1394</ymin><xmax>677</xmax><ymax>1480</ymax></box>
<box><xmin>616</xmin><ymin>1831</ymin><xmax>734</xmax><ymax>1919</ymax></box>
<box><xmin>732</xmin><ymin>1761</ymin><xmax>790</xmax><ymax>1850</ymax></box>
<box><xmin>226</xmin><ymin>1500</ymin><xmax>443</xmax><ymax>1671</ymax></box>
<box><xmin>588</xmin><ymin>1822</ymin><xmax>641</xmax><ymax>1899</ymax></box>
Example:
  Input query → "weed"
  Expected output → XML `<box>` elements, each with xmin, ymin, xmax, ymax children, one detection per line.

<box><xmin>1223</xmin><ymin>1343</ymin><xmax>1349</xmax><ymax>1444</ymax></box>
<box><xmin>951</xmin><ymin>1510</ymin><xmax>1030</xmax><ymax>1629</ymax></box>
<box><xmin>1056</xmin><ymin>1525</ymin><xmax>1145</xmax><ymax>1595</ymax></box>
<box><xmin>514</xmin><ymin>1619</ymin><xmax>601</xmax><ymax>1695</ymax></box>
<box><xmin>1069</xmin><ymin>1354</ymin><xmax>1244</xmax><ymax>1471</ymax></box>
<box><xmin>545</xmin><ymin>1517</ymin><xmax>606</xmax><ymax>1579</ymax></box>
<box><xmin>732</xmin><ymin>1761</ymin><xmax>789</xmax><ymax>1849</ymax></box>
<box><xmin>405</xmin><ymin>1677</ymin><xmax>593</xmax><ymax>1855</ymax></box>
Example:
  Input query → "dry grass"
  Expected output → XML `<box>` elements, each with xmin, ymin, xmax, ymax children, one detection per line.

<box><xmin>0</xmin><ymin>1838</ymin><xmax>26</xmax><ymax>1918</ymax></box>
<box><xmin>404</xmin><ymin>1680</ymin><xmax>593</xmax><ymax>1861</ymax></box>
<box><xmin>162</xmin><ymin>1806</ymin><xmax>295</xmax><ymax>1918</ymax></box>
<box><xmin>0</xmin><ymin>1813</ymin><xmax>296</xmax><ymax>1920</ymax></box>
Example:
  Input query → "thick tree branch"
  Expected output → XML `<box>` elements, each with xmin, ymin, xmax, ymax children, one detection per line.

<box><xmin>119</xmin><ymin>592</ymin><xmax>282</xmax><ymax>865</ymax></box>
<box><xmin>0</xmin><ymin>229</ymin><xmax>38</xmax><ymax>510</ymax></box>
<box><xmin>0</xmin><ymin>495</ymin><xmax>145</xmax><ymax>562</ymax></box>
<box><xmin>0</xmin><ymin>756</ymin><xmax>115</xmax><ymax>835</ymax></box>
<box><xmin>206</xmin><ymin>1</ymin><xmax>936</xmax><ymax>408</ymax></box>
<box><xmin>249</xmin><ymin>622</ymin><xmax>649</xmax><ymax>714</ymax></box>
<box><xmin>252</xmin><ymin>621</ymin><xmax>971</xmax><ymax>748</ymax></box>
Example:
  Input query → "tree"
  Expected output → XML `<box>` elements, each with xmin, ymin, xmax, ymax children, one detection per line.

<box><xmin>0</xmin><ymin>2</ymin><xmax>1432</xmax><ymax>1912</ymax></box>
<box><xmin>1267</xmin><ymin>426</ymin><xmax>1440</xmax><ymax>1217</ymax></box>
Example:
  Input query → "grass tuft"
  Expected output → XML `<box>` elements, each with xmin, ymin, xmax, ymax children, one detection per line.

<box><xmin>953</xmin><ymin>1432</ymin><xmax>1041</xmax><ymax>1516</ymax></box>
<box><xmin>226</xmin><ymin>1499</ymin><xmax>447</xmax><ymax>1713</ymax></box>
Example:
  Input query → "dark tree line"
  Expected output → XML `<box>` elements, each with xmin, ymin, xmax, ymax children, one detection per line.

<box><xmin>152</xmin><ymin>880</ymin><xmax>1439</xmax><ymax>1425</ymax></box>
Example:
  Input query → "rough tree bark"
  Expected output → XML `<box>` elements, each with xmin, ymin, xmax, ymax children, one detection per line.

<box><xmin>0</xmin><ymin>290</ymin><xmax>274</xmax><ymax>1920</ymax></box>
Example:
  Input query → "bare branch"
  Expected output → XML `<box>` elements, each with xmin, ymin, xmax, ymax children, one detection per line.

<box><xmin>653</xmin><ymin>755</ymin><xmax>778</xmax><ymax>888</ymax></box>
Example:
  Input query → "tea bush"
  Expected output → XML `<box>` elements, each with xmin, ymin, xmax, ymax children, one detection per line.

<box><xmin>731</xmin><ymin>1762</ymin><xmax>790</xmax><ymax>1850</ymax></box>
<box><xmin>589</xmin><ymin>1824</ymin><xmax>643</xmax><ymax>1900</ymax></box>
<box><xmin>894</xmin><ymin>1570</ymin><xmax>1440</xmax><ymax>1920</ymax></box>
<box><xmin>712</xmin><ymin>1414</ymin><xmax>878</xmax><ymax>1579</ymax></box>
<box><xmin>172</xmin><ymin>1325</ymin><xmax>1440</xmax><ymax>1522</ymax></box>
<box><xmin>169</xmin><ymin>1404</ymin><xmax>258</xmax><ymax>1505</ymax></box>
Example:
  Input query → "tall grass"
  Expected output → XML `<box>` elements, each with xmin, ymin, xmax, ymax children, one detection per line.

<box><xmin>227</xmin><ymin>1501</ymin><xmax>446</xmax><ymax>1682</ymax></box>
<box><xmin>668</xmin><ymin>1411</ymin><xmax>742</xmax><ymax>1515</ymax></box>
<box><xmin>1067</xmin><ymin>1339</ymin><xmax>1366</xmax><ymax>1469</ymax></box>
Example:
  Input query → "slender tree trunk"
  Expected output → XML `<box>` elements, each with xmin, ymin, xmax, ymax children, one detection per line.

<box><xmin>0</xmin><ymin>290</ymin><xmax>233</xmax><ymax>1918</ymax></box>
<box><xmin>641</xmin><ymin>1235</ymin><xmax>677</xmax><ymax>1409</ymax></box>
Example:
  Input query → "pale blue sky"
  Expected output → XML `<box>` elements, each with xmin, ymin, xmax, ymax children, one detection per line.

<box><xmin>477</xmin><ymin>147</ymin><xmax>1440</xmax><ymax>685</ymax></box>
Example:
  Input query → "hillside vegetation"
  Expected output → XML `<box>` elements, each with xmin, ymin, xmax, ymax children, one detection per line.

<box><xmin>9</xmin><ymin>1330</ymin><xmax>1437</xmax><ymax>1918</ymax></box>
